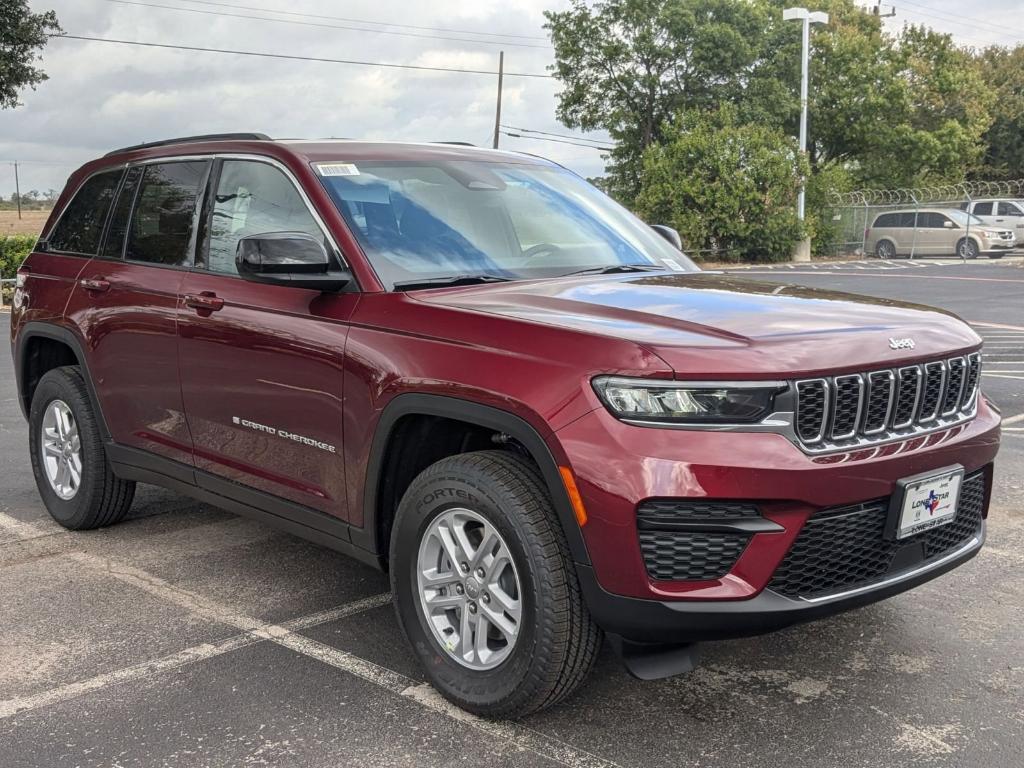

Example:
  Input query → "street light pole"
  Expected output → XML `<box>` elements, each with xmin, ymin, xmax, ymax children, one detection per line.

<box><xmin>783</xmin><ymin>7</ymin><xmax>828</xmax><ymax>223</ymax></box>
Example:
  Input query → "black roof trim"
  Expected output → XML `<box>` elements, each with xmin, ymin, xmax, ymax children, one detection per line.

<box><xmin>105</xmin><ymin>133</ymin><xmax>272</xmax><ymax>157</ymax></box>
<box><xmin>432</xmin><ymin>141</ymin><xmax>476</xmax><ymax>146</ymax></box>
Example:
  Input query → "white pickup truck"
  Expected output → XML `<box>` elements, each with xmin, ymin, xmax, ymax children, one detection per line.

<box><xmin>959</xmin><ymin>199</ymin><xmax>1024</xmax><ymax>240</ymax></box>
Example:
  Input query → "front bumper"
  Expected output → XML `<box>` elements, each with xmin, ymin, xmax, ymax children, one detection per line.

<box><xmin>555</xmin><ymin>395</ymin><xmax>1000</xmax><ymax>638</ymax></box>
<box><xmin>577</xmin><ymin>524</ymin><xmax>984</xmax><ymax>643</ymax></box>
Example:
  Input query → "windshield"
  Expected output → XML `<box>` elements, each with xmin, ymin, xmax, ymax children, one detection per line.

<box><xmin>314</xmin><ymin>159</ymin><xmax>696</xmax><ymax>288</ymax></box>
<box><xmin>947</xmin><ymin>209</ymin><xmax>985</xmax><ymax>227</ymax></box>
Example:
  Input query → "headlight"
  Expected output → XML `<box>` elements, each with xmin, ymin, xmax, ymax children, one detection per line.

<box><xmin>592</xmin><ymin>376</ymin><xmax>783</xmax><ymax>424</ymax></box>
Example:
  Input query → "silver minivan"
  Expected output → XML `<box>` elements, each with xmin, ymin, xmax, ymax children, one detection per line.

<box><xmin>867</xmin><ymin>207</ymin><xmax>1015</xmax><ymax>259</ymax></box>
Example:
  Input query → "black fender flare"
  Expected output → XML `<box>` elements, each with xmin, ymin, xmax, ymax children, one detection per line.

<box><xmin>354</xmin><ymin>393</ymin><xmax>591</xmax><ymax>566</ymax></box>
<box><xmin>15</xmin><ymin>321</ymin><xmax>110</xmax><ymax>439</ymax></box>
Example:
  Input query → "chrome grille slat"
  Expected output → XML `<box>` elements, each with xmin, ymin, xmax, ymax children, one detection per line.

<box><xmin>830</xmin><ymin>374</ymin><xmax>864</xmax><ymax>440</ymax></box>
<box><xmin>863</xmin><ymin>370</ymin><xmax>895</xmax><ymax>435</ymax></box>
<box><xmin>961</xmin><ymin>353</ymin><xmax>982</xmax><ymax>410</ymax></box>
<box><xmin>941</xmin><ymin>357</ymin><xmax>967</xmax><ymax>416</ymax></box>
<box><xmin>891</xmin><ymin>366</ymin><xmax>921</xmax><ymax>429</ymax></box>
<box><xmin>794</xmin><ymin>352</ymin><xmax>981</xmax><ymax>454</ymax></box>
<box><xmin>918</xmin><ymin>361</ymin><xmax>946</xmax><ymax>423</ymax></box>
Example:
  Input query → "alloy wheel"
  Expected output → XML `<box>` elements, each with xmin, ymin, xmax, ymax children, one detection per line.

<box><xmin>416</xmin><ymin>507</ymin><xmax>523</xmax><ymax>670</ymax></box>
<box><xmin>40</xmin><ymin>399</ymin><xmax>82</xmax><ymax>500</ymax></box>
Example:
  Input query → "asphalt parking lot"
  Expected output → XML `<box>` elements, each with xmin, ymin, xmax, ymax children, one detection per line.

<box><xmin>2</xmin><ymin>258</ymin><xmax>1023</xmax><ymax>768</ymax></box>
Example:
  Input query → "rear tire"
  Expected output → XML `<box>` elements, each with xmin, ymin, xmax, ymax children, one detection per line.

<box><xmin>28</xmin><ymin>366</ymin><xmax>135</xmax><ymax>530</ymax></box>
<box><xmin>876</xmin><ymin>240</ymin><xmax>897</xmax><ymax>260</ymax></box>
<box><xmin>390</xmin><ymin>450</ymin><xmax>600</xmax><ymax>717</ymax></box>
<box><xmin>957</xmin><ymin>238</ymin><xmax>980</xmax><ymax>259</ymax></box>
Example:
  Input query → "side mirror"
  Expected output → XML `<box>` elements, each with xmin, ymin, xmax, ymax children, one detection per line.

<box><xmin>650</xmin><ymin>224</ymin><xmax>682</xmax><ymax>250</ymax></box>
<box><xmin>236</xmin><ymin>232</ymin><xmax>352</xmax><ymax>291</ymax></box>
<box><xmin>943</xmin><ymin>221</ymin><xmax>954</xmax><ymax>228</ymax></box>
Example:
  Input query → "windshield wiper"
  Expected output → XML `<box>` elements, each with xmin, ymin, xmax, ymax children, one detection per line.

<box><xmin>560</xmin><ymin>264</ymin><xmax>666</xmax><ymax>277</ymax></box>
<box><xmin>392</xmin><ymin>274</ymin><xmax>513</xmax><ymax>291</ymax></box>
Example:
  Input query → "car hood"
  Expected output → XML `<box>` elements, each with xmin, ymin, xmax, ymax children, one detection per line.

<box><xmin>410</xmin><ymin>272</ymin><xmax>981</xmax><ymax>377</ymax></box>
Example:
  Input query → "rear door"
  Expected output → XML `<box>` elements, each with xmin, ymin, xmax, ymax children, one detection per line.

<box><xmin>176</xmin><ymin>157</ymin><xmax>357</xmax><ymax>519</ymax></box>
<box><xmin>68</xmin><ymin>159</ymin><xmax>211</xmax><ymax>466</ymax></box>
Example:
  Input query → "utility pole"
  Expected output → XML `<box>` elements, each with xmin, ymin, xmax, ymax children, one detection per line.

<box><xmin>872</xmin><ymin>2</ymin><xmax>897</xmax><ymax>18</ymax></box>
<box><xmin>783</xmin><ymin>7</ymin><xmax>828</xmax><ymax>260</ymax></box>
<box><xmin>492</xmin><ymin>51</ymin><xmax>504</xmax><ymax>149</ymax></box>
<box><xmin>13</xmin><ymin>162</ymin><xmax>22</xmax><ymax>220</ymax></box>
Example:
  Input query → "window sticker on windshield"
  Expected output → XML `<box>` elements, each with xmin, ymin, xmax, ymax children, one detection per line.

<box><xmin>662</xmin><ymin>258</ymin><xmax>685</xmax><ymax>271</ymax></box>
<box><xmin>315</xmin><ymin>162</ymin><xmax>360</xmax><ymax>177</ymax></box>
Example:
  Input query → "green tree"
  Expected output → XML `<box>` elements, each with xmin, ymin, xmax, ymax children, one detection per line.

<box><xmin>859</xmin><ymin>24</ymin><xmax>994</xmax><ymax>186</ymax></box>
<box><xmin>1</xmin><ymin>0</ymin><xmax>61</xmax><ymax>110</ymax></box>
<box><xmin>634</xmin><ymin>106</ymin><xmax>807</xmax><ymax>262</ymax></box>
<box><xmin>544</xmin><ymin>0</ymin><xmax>772</xmax><ymax>201</ymax></box>
<box><xmin>977</xmin><ymin>45</ymin><xmax>1024</xmax><ymax>179</ymax></box>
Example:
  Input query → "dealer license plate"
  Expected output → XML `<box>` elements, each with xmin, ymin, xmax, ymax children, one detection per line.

<box><xmin>890</xmin><ymin>467</ymin><xmax>963</xmax><ymax>540</ymax></box>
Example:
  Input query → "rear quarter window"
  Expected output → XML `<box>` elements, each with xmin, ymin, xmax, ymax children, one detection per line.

<box><xmin>47</xmin><ymin>169</ymin><xmax>124</xmax><ymax>255</ymax></box>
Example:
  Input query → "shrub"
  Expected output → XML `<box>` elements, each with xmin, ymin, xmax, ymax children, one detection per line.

<box><xmin>634</xmin><ymin>106</ymin><xmax>807</xmax><ymax>263</ymax></box>
<box><xmin>1</xmin><ymin>235</ymin><xmax>36</xmax><ymax>303</ymax></box>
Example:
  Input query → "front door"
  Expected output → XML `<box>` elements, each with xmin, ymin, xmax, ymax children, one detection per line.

<box><xmin>176</xmin><ymin>158</ymin><xmax>358</xmax><ymax>519</ymax></box>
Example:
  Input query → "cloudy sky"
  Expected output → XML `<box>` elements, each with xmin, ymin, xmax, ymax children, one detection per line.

<box><xmin>1</xmin><ymin>0</ymin><xmax>1022</xmax><ymax>197</ymax></box>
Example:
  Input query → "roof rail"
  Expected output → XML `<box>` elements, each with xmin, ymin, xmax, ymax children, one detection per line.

<box><xmin>105</xmin><ymin>132</ymin><xmax>272</xmax><ymax>157</ymax></box>
<box><xmin>432</xmin><ymin>141</ymin><xmax>476</xmax><ymax>146</ymax></box>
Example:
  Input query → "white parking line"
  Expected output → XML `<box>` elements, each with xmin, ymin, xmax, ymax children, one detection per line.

<box><xmin>0</xmin><ymin>540</ymin><xmax>620</xmax><ymax>768</ymax></box>
<box><xmin>983</xmin><ymin>373</ymin><xmax>1024</xmax><ymax>380</ymax></box>
<box><xmin>1001</xmin><ymin>413</ymin><xmax>1024</xmax><ymax>426</ymax></box>
<box><xmin>0</xmin><ymin>633</ymin><xmax>259</xmax><ymax>719</ymax></box>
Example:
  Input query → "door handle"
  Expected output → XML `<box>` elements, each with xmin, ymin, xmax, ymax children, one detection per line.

<box><xmin>184</xmin><ymin>292</ymin><xmax>225</xmax><ymax>313</ymax></box>
<box><xmin>80</xmin><ymin>277</ymin><xmax>110</xmax><ymax>293</ymax></box>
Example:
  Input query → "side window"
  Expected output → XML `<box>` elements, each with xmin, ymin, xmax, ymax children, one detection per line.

<box><xmin>898</xmin><ymin>212</ymin><xmax>917</xmax><ymax>228</ymax></box>
<box><xmin>874</xmin><ymin>213</ymin><xmax>895</xmax><ymax>228</ymax></box>
<box><xmin>973</xmin><ymin>202</ymin><xmax>993</xmax><ymax>216</ymax></box>
<box><xmin>126</xmin><ymin>161</ymin><xmax>208</xmax><ymax>267</ymax></box>
<box><xmin>928</xmin><ymin>213</ymin><xmax>949</xmax><ymax>229</ymax></box>
<box><xmin>203</xmin><ymin>160</ymin><xmax>326</xmax><ymax>275</ymax></box>
<box><xmin>47</xmin><ymin>169</ymin><xmax>123</xmax><ymax>255</ymax></box>
<box><xmin>100</xmin><ymin>166</ymin><xmax>144</xmax><ymax>259</ymax></box>
<box><xmin>998</xmin><ymin>201</ymin><xmax>1023</xmax><ymax>216</ymax></box>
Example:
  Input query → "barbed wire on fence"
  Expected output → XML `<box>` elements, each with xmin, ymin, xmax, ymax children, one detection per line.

<box><xmin>828</xmin><ymin>179</ymin><xmax>1024</xmax><ymax>207</ymax></box>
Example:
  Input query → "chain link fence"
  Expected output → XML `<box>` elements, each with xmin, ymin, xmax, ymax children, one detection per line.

<box><xmin>822</xmin><ymin>180</ymin><xmax>1024</xmax><ymax>259</ymax></box>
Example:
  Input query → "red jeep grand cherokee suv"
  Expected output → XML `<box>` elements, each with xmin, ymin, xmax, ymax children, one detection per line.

<box><xmin>10</xmin><ymin>134</ymin><xmax>1000</xmax><ymax>716</ymax></box>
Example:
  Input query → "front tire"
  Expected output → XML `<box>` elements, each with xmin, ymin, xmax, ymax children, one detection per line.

<box><xmin>390</xmin><ymin>450</ymin><xmax>600</xmax><ymax>717</ymax></box>
<box><xmin>29</xmin><ymin>366</ymin><xmax>135</xmax><ymax>530</ymax></box>
<box><xmin>957</xmin><ymin>238</ymin><xmax>980</xmax><ymax>259</ymax></box>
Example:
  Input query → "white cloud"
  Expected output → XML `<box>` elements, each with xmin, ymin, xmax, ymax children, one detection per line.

<box><xmin>0</xmin><ymin>0</ymin><xmax>614</xmax><ymax>196</ymax></box>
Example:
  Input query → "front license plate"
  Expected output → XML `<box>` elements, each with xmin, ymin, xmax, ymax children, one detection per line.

<box><xmin>888</xmin><ymin>466</ymin><xmax>963</xmax><ymax>540</ymax></box>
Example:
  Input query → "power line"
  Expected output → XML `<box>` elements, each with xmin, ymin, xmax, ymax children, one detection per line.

<box><xmin>896</xmin><ymin>0</ymin><xmax>1024</xmax><ymax>42</ymax></box>
<box><xmin>500</xmin><ymin>131</ymin><xmax>613</xmax><ymax>151</ymax></box>
<box><xmin>174</xmin><ymin>0</ymin><xmax>548</xmax><ymax>41</ymax></box>
<box><xmin>894</xmin><ymin>10</ymin><xmax>1019</xmax><ymax>49</ymax></box>
<box><xmin>500</xmin><ymin>124</ymin><xmax>610</xmax><ymax>145</ymax></box>
<box><xmin>105</xmin><ymin>0</ymin><xmax>551</xmax><ymax>49</ymax></box>
<box><xmin>50</xmin><ymin>35</ymin><xmax>553</xmax><ymax>78</ymax></box>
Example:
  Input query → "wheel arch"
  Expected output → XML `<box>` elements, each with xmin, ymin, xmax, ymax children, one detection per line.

<box><xmin>355</xmin><ymin>393</ymin><xmax>591</xmax><ymax>569</ymax></box>
<box><xmin>15</xmin><ymin>322</ymin><xmax>109</xmax><ymax>439</ymax></box>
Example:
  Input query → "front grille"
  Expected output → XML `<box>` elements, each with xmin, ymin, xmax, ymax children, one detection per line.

<box><xmin>639</xmin><ymin>531</ymin><xmax>750</xmax><ymax>581</ymax></box>
<box><xmin>794</xmin><ymin>352</ymin><xmax>980</xmax><ymax>452</ymax></box>
<box><xmin>768</xmin><ymin>470</ymin><xmax>986</xmax><ymax>598</ymax></box>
